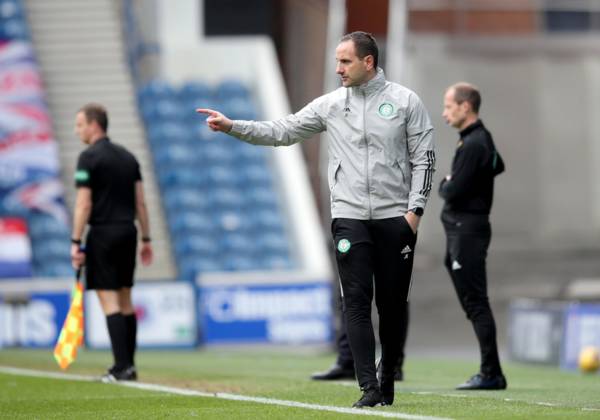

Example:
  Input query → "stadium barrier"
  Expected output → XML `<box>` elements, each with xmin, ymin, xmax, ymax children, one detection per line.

<box><xmin>508</xmin><ymin>296</ymin><xmax>600</xmax><ymax>371</ymax></box>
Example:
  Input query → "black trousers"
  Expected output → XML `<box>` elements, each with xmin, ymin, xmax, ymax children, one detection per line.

<box><xmin>332</xmin><ymin>217</ymin><xmax>416</xmax><ymax>389</ymax></box>
<box><xmin>442</xmin><ymin>211</ymin><xmax>503</xmax><ymax>376</ymax></box>
<box><xmin>336</xmin><ymin>297</ymin><xmax>409</xmax><ymax>370</ymax></box>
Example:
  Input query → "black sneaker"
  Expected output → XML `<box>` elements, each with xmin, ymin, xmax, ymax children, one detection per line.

<box><xmin>311</xmin><ymin>364</ymin><xmax>355</xmax><ymax>380</ymax></box>
<box><xmin>352</xmin><ymin>386</ymin><xmax>383</xmax><ymax>408</ymax></box>
<box><xmin>101</xmin><ymin>365</ymin><xmax>137</xmax><ymax>383</ymax></box>
<box><xmin>456</xmin><ymin>373</ymin><xmax>507</xmax><ymax>390</ymax></box>
<box><xmin>376</xmin><ymin>357</ymin><xmax>403</xmax><ymax>382</ymax></box>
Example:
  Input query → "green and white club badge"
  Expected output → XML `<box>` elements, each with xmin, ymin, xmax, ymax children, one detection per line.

<box><xmin>337</xmin><ymin>238</ymin><xmax>351</xmax><ymax>253</ymax></box>
<box><xmin>378</xmin><ymin>102</ymin><xmax>395</xmax><ymax>118</ymax></box>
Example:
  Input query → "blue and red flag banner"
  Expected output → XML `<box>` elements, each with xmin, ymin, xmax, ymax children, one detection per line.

<box><xmin>0</xmin><ymin>217</ymin><xmax>32</xmax><ymax>278</ymax></box>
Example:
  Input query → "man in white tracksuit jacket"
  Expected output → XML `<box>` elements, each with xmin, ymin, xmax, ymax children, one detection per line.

<box><xmin>198</xmin><ymin>31</ymin><xmax>435</xmax><ymax>408</ymax></box>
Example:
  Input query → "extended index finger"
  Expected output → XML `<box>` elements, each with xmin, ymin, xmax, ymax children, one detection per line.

<box><xmin>196</xmin><ymin>108</ymin><xmax>217</xmax><ymax>116</ymax></box>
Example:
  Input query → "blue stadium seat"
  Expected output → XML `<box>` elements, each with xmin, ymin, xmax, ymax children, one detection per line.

<box><xmin>0</xmin><ymin>0</ymin><xmax>25</xmax><ymax>19</ymax></box>
<box><xmin>256</xmin><ymin>232</ymin><xmax>289</xmax><ymax>254</ymax></box>
<box><xmin>241</xmin><ymin>164</ymin><xmax>272</xmax><ymax>186</ymax></box>
<box><xmin>215</xmin><ymin>79</ymin><xmax>251</xmax><ymax>100</ymax></box>
<box><xmin>170</xmin><ymin>211</ymin><xmax>216</xmax><ymax>235</ymax></box>
<box><xmin>163</xmin><ymin>187</ymin><xmax>207</xmax><ymax>212</ymax></box>
<box><xmin>158</xmin><ymin>166</ymin><xmax>205</xmax><ymax>189</ymax></box>
<box><xmin>0</xmin><ymin>17</ymin><xmax>28</xmax><ymax>40</ymax></box>
<box><xmin>221</xmin><ymin>98</ymin><xmax>257</xmax><ymax>120</ymax></box>
<box><xmin>218</xmin><ymin>232</ymin><xmax>255</xmax><ymax>254</ymax></box>
<box><xmin>36</xmin><ymin>261</ymin><xmax>73</xmax><ymax>278</ymax></box>
<box><xmin>201</xmin><ymin>141</ymin><xmax>237</xmax><ymax>166</ymax></box>
<box><xmin>205</xmin><ymin>165</ymin><xmax>244</xmax><ymax>187</ymax></box>
<box><xmin>207</xmin><ymin>186</ymin><xmax>245</xmax><ymax>210</ymax></box>
<box><xmin>178</xmin><ymin>81</ymin><xmax>213</xmax><ymax>101</ymax></box>
<box><xmin>261</xmin><ymin>254</ymin><xmax>293</xmax><ymax>270</ymax></box>
<box><xmin>212</xmin><ymin>209</ymin><xmax>253</xmax><ymax>233</ymax></box>
<box><xmin>236</xmin><ymin>145</ymin><xmax>267</xmax><ymax>164</ymax></box>
<box><xmin>179</xmin><ymin>256</ymin><xmax>222</xmax><ymax>281</ymax></box>
<box><xmin>221</xmin><ymin>255</ymin><xmax>260</xmax><ymax>272</ymax></box>
<box><xmin>253</xmin><ymin>209</ymin><xmax>285</xmax><ymax>232</ymax></box>
<box><xmin>138</xmin><ymin>79</ymin><xmax>176</xmax><ymax>102</ymax></box>
<box><xmin>153</xmin><ymin>143</ymin><xmax>200</xmax><ymax>167</ymax></box>
<box><xmin>146</xmin><ymin>121</ymin><xmax>190</xmax><ymax>146</ymax></box>
<box><xmin>28</xmin><ymin>213</ymin><xmax>70</xmax><ymax>239</ymax></box>
<box><xmin>140</xmin><ymin>98</ymin><xmax>182</xmax><ymax>122</ymax></box>
<box><xmin>31</xmin><ymin>239</ymin><xmax>69</xmax><ymax>262</ymax></box>
<box><xmin>174</xmin><ymin>234</ymin><xmax>217</xmax><ymax>258</ymax></box>
<box><xmin>245</xmin><ymin>186</ymin><xmax>278</xmax><ymax>207</ymax></box>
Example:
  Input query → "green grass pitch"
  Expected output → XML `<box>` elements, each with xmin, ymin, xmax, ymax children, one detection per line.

<box><xmin>1</xmin><ymin>348</ymin><xmax>599</xmax><ymax>419</ymax></box>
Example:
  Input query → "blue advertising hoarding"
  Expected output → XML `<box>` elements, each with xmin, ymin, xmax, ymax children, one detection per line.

<box><xmin>198</xmin><ymin>278</ymin><xmax>332</xmax><ymax>345</ymax></box>
<box><xmin>561</xmin><ymin>303</ymin><xmax>600</xmax><ymax>371</ymax></box>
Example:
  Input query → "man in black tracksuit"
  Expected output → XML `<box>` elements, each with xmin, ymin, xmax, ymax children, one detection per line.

<box><xmin>439</xmin><ymin>82</ymin><xmax>507</xmax><ymax>390</ymax></box>
<box><xmin>71</xmin><ymin>103</ymin><xmax>153</xmax><ymax>382</ymax></box>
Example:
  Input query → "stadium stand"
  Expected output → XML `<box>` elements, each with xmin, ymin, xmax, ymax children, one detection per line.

<box><xmin>0</xmin><ymin>0</ymin><xmax>71</xmax><ymax>278</ymax></box>
<box><xmin>137</xmin><ymin>79</ymin><xmax>295</xmax><ymax>280</ymax></box>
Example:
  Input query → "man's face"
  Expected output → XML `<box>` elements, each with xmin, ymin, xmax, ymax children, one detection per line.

<box><xmin>335</xmin><ymin>40</ymin><xmax>371</xmax><ymax>87</ymax></box>
<box><xmin>442</xmin><ymin>89</ymin><xmax>468</xmax><ymax>129</ymax></box>
<box><xmin>74</xmin><ymin>112</ymin><xmax>92</xmax><ymax>144</ymax></box>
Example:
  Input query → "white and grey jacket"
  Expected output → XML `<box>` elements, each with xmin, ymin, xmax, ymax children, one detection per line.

<box><xmin>229</xmin><ymin>68</ymin><xmax>435</xmax><ymax>220</ymax></box>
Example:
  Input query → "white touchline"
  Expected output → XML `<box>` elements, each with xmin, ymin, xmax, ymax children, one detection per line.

<box><xmin>0</xmin><ymin>366</ymin><xmax>452</xmax><ymax>420</ymax></box>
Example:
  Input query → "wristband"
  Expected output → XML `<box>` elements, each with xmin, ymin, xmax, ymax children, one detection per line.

<box><xmin>71</xmin><ymin>238</ymin><xmax>82</xmax><ymax>245</ymax></box>
<box><xmin>142</xmin><ymin>237</ymin><xmax>151</xmax><ymax>243</ymax></box>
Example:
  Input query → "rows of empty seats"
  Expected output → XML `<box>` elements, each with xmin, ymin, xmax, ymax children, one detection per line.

<box><xmin>137</xmin><ymin>80</ymin><xmax>294</xmax><ymax>280</ymax></box>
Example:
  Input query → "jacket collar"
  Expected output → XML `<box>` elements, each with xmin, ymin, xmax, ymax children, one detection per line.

<box><xmin>352</xmin><ymin>67</ymin><xmax>386</xmax><ymax>97</ymax></box>
<box><xmin>459</xmin><ymin>119</ymin><xmax>484</xmax><ymax>137</ymax></box>
<box><xmin>90</xmin><ymin>136</ymin><xmax>110</xmax><ymax>147</ymax></box>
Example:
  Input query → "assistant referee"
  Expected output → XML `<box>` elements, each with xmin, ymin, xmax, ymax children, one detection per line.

<box><xmin>71</xmin><ymin>103</ymin><xmax>153</xmax><ymax>382</ymax></box>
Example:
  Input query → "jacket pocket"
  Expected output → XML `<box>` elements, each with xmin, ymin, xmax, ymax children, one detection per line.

<box><xmin>328</xmin><ymin>158</ymin><xmax>342</xmax><ymax>193</ymax></box>
<box><xmin>390</xmin><ymin>157</ymin><xmax>406</xmax><ymax>184</ymax></box>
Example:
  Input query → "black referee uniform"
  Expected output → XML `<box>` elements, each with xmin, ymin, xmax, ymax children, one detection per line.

<box><xmin>439</xmin><ymin>119</ymin><xmax>506</xmax><ymax>387</ymax></box>
<box><xmin>75</xmin><ymin>136</ymin><xmax>141</xmax><ymax>375</ymax></box>
<box><xmin>75</xmin><ymin>137</ymin><xmax>141</xmax><ymax>290</ymax></box>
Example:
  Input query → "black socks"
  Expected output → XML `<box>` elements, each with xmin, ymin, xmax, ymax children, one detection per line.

<box><xmin>106</xmin><ymin>313</ymin><xmax>129</xmax><ymax>371</ymax></box>
<box><xmin>123</xmin><ymin>313</ymin><xmax>137</xmax><ymax>367</ymax></box>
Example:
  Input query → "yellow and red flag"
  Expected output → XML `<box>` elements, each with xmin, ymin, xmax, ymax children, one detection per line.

<box><xmin>53</xmin><ymin>272</ymin><xmax>84</xmax><ymax>370</ymax></box>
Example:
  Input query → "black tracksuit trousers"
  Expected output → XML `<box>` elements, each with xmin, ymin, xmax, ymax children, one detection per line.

<box><xmin>442</xmin><ymin>211</ymin><xmax>503</xmax><ymax>377</ymax></box>
<box><xmin>336</xmin><ymin>298</ymin><xmax>409</xmax><ymax>371</ymax></box>
<box><xmin>332</xmin><ymin>217</ymin><xmax>416</xmax><ymax>390</ymax></box>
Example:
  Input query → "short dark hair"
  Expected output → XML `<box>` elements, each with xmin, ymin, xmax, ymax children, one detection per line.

<box><xmin>340</xmin><ymin>31</ymin><xmax>379</xmax><ymax>69</ymax></box>
<box><xmin>450</xmin><ymin>82</ymin><xmax>481</xmax><ymax>113</ymax></box>
<box><xmin>79</xmin><ymin>103</ymin><xmax>108</xmax><ymax>132</ymax></box>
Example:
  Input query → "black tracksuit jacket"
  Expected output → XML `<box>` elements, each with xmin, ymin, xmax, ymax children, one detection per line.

<box><xmin>439</xmin><ymin>119</ymin><xmax>504</xmax><ymax>214</ymax></box>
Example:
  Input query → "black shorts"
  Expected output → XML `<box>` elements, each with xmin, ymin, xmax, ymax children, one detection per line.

<box><xmin>85</xmin><ymin>224</ymin><xmax>137</xmax><ymax>290</ymax></box>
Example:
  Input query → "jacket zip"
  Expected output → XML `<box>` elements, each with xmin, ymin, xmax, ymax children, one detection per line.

<box><xmin>362</xmin><ymin>90</ymin><xmax>372</xmax><ymax>218</ymax></box>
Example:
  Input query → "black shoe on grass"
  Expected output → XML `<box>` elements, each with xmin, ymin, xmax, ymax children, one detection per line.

<box><xmin>456</xmin><ymin>373</ymin><xmax>507</xmax><ymax>390</ymax></box>
<box><xmin>311</xmin><ymin>364</ymin><xmax>355</xmax><ymax>380</ymax></box>
<box><xmin>100</xmin><ymin>365</ymin><xmax>137</xmax><ymax>383</ymax></box>
<box><xmin>352</xmin><ymin>386</ymin><xmax>383</xmax><ymax>408</ymax></box>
